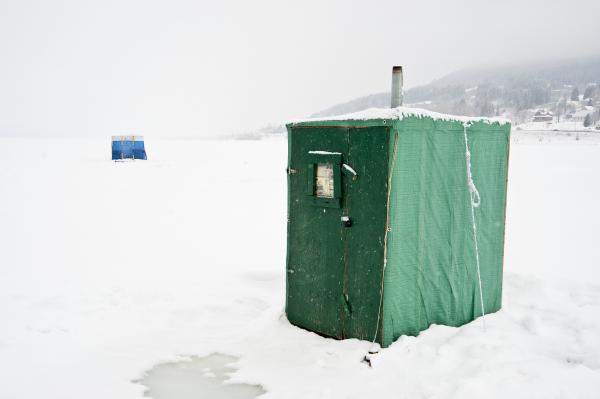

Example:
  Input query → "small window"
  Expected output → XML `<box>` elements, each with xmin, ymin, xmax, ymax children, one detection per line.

<box><xmin>315</xmin><ymin>163</ymin><xmax>334</xmax><ymax>198</ymax></box>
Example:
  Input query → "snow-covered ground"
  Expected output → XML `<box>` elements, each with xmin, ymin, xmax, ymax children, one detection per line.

<box><xmin>516</xmin><ymin>120</ymin><xmax>599</xmax><ymax>132</ymax></box>
<box><xmin>512</xmin><ymin>129</ymin><xmax>600</xmax><ymax>144</ymax></box>
<box><xmin>0</xmin><ymin>132</ymin><xmax>599</xmax><ymax>398</ymax></box>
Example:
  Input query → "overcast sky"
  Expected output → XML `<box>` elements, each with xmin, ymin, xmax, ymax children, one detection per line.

<box><xmin>1</xmin><ymin>0</ymin><xmax>599</xmax><ymax>137</ymax></box>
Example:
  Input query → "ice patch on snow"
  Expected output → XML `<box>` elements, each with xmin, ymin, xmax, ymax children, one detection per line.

<box><xmin>137</xmin><ymin>353</ymin><xmax>266</xmax><ymax>399</ymax></box>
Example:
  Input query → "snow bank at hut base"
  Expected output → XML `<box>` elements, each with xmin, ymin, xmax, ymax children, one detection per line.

<box><xmin>0</xmin><ymin>134</ymin><xmax>599</xmax><ymax>399</ymax></box>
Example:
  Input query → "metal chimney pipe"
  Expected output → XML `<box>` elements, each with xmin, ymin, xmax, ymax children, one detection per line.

<box><xmin>391</xmin><ymin>66</ymin><xmax>403</xmax><ymax>108</ymax></box>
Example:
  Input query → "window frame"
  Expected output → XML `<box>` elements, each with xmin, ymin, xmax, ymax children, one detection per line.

<box><xmin>306</xmin><ymin>152</ymin><xmax>342</xmax><ymax>208</ymax></box>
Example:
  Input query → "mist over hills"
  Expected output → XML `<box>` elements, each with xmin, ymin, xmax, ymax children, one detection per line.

<box><xmin>246</xmin><ymin>57</ymin><xmax>600</xmax><ymax>138</ymax></box>
<box><xmin>311</xmin><ymin>57</ymin><xmax>600</xmax><ymax>123</ymax></box>
<box><xmin>426</xmin><ymin>57</ymin><xmax>600</xmax><ymax>88</ymax></box>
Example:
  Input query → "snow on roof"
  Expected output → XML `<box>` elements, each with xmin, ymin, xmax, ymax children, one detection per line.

<box><xmin>289</xmin><ymin>106</ymin><xmax>510</xmax><ymax>126</ymax></box>
<box><xmin>112</xmin><ymin>135</ymin><xmax>144</xmax><ymax>141</ymax></box>
<box><xmin>573</xmin><ymin>109</ymin><xmax>595</xmax><ymax>117</ymax></box>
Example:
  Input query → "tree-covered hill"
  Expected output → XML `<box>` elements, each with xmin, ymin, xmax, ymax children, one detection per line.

<box><xmin>311</xmin><ymin>57</ymin><xmax>600</xmax><ymax>124</ymax></box>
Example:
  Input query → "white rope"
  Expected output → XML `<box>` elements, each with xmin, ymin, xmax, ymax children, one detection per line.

<box><xmin>367</xmin><ymin>132</ymin><xmax>399</xmax><ymax>359</ymax></box>
<box><xmin>463</xmin><ymin>122</ymin><xmax>486</xmax><ymax>329</ymax></box>
<box><xmin>365</xmin><ymin>127</ymin><xmax>484</xmax><ymax>365</ymax></box>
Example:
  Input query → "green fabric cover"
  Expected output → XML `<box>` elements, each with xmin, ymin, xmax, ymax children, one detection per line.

<box><xmin>383</xmin><ymin>118</ymin><xmax>510</xmax><ymax>346</ymax></box>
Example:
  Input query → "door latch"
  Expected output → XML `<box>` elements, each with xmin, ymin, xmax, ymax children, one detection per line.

<box><xmin>341</xmin><ymin>216</ymin><xmax>352</xmax><ymax>228</ymax></box>
<box><xmin>342</xmin><ymin>164</ymin><xmax>358</xmax><ymax>181</ymax></box>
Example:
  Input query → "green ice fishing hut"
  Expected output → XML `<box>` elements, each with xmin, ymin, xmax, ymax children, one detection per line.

<box><xmin>285</xmin><ymin>67</ymin><xmax>511</xmax><ymax>347</ymax></box>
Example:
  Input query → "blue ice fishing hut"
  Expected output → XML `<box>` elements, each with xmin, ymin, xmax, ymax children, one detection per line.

<box><xmin>111</xmin><ymin>136</ymin><xmax>147</xmax><ymax>160</ymax></box>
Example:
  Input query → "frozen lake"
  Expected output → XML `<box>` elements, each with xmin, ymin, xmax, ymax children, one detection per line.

<box><xmin>0</xmin><ymin>133</ymin><xmax>599</xmax><ymax>398</ymax></box>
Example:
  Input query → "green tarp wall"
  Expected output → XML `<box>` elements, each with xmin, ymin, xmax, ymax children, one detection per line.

<box><xmin>383</xmin><ymin>117</ymin><xmax>510</xmax><ymax>346</ymax></box>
